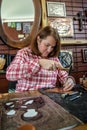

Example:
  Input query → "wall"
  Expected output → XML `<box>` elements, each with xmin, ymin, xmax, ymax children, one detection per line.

<box><xmin>46</xmin><ymin>0</ymin><xmax>87</xmax><ymax>82</ymax></box>
<box><xmin>0</xmin><ymin>37</ymin><xmax>18</xmax><ymax>93</ymax></box>
<box><xmin>0</xmin><ymin>0</ymin><xmax>87</xmax><ymax>93</ymax></box>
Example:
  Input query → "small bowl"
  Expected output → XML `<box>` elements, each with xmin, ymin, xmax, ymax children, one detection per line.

<box><xmin>18</xmin><ymin>124</ymin><xmax>36</xmax><ymax>130</ymax></box>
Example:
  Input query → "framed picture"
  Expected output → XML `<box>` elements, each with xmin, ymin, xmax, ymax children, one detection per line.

<box><xmin>11</xmin><ymin>22</ymin><xmax>16</xmax><ymax>28</ymax></box>
<box><xmin>47</xmin><ymin>1</ymin><xmax>66</xmax><ymax>17</ymax></box>
<box><xmin>58</xmin><ymin>50</ymin><xmax>73</xmax><ymax>68</ymax></box>
<box><xmin>16</xmin><ymin>22</ymin><xmax>22</xmax><ymax>31</ymax></box>
<box><xmin>48</xmin><ymin>17</ymin><xmax>74</xmax><ymax>37</ymax></box>
<box><xmin>82</xmin><ymin>49</ymin><xmax>87</xmax><ymax>62</ymax></box>
<box><xmin>23</xmin><ymin>22</ymin><xmax>32</xmax><ymax>34</ymax></box>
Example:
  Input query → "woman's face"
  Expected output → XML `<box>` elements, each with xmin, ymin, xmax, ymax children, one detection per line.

<box><xmin>37</xmin><ymin>36</ymin><xmax>56</xmax><ymax>58</ymax></box>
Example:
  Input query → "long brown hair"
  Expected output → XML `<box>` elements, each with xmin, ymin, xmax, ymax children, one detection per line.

<box><xmin>30</xmin><ymin>26</ymin><xmax>61</xmax><ymax>57</ymax></box>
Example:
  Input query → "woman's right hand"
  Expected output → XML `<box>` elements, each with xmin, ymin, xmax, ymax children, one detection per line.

<box><xmin>38</xmin><ymin>59</ymin><xmax>65</xmax><ymax>71</ymax></box>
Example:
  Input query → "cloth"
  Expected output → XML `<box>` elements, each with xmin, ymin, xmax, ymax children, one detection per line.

<box><xmin>6</xmin><ymin>47</ymin><xmax>68</xmax><ymax>92</ymax></box>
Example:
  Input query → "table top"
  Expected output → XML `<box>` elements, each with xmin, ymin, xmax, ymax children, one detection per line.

<box><xmin>0</xmin><ymin>87</ymin><xmax>74</xmax><ymax>102</ymax></box>
<box><xmin>0</xmin><ymin>88</ymin><xmax>85</xmax><ymax>130</ymax></box>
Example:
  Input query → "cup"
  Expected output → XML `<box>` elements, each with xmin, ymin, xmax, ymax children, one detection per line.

<box><xmin>18</xmin><ymin>124</ymin><xmax>36</xmax><ymax>130</ymax></box>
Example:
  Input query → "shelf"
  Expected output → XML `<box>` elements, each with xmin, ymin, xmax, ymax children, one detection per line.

<box><xmin>0</xmin><ymin>70</ymin><xmax>6</xmax><ymax>74</ymax></box>
<box><xmin>61</xmin><ymin>39</ymin><xmax>87</xmax><ymax>45</ymax></box>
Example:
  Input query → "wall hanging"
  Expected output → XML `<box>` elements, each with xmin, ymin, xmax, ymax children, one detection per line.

<box><xmin>48</xmin><ymin>17</ymin><xmax>74</xmax><ymax>37</ymax></box>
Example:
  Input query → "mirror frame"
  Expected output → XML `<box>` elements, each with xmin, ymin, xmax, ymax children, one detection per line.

<box><xmin>0</xmin><ymin>0</ymin><xmax>41</xmax><ymax>48</ymax></box>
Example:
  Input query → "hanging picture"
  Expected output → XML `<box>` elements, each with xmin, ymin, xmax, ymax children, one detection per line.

<box><xmin>48</xmin><ymin>17</ymin><xmax>74</xmax><ymax>37</ymax></box>
<box><xmin>7</xmin><ymin>22</ymin><xmax>11</xmax><ymax>27</ymax></box>
<box><xmin>23</xmin><ymin>22</ymin><xmax>31</xmax><ymax>34</ymax></box>
<box><xmin>47</xmin><ymin>1</ymin><xmax>66</xmax><ymax>17</ymax></box>
<box><xmin>11</xmin><ymin>22</ymin><xmax>16</xmax><ymax>28</ymax></box>
<box><xmin>82</xmin><ymin>48</ymin><xmax>87</xmax><ymax>62</ymax></box>
<box><xmin>16</xmin><ymin>22</ymin><xmax>22</xmax><ymax>31</ymax></box>
<box><xmin>58</xmin><ymin>50</ymin><xmax>73</xmax><ymax>68</ymax></box>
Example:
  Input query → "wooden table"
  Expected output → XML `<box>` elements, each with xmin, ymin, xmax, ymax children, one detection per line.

<box><xmin>0</xmin><ymin>89</ymin><xmax>84</xmax><ymax>130</ymax></box>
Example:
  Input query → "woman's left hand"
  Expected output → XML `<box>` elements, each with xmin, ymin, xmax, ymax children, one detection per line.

<box><xmin>63</xmin><ymin>78</ymin><xmax>75</xmax><ymax>91</ymax></box>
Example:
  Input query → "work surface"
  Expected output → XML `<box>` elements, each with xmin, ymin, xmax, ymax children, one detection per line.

<box><xmin>39</xmin><ymin>85</ymin><xmax>87</xmax><ymax>123</ymax></box>
<box><xmin>0</xmin><ymin>90</ymin><xmax>82</xmax><ymax>130</ymax></box>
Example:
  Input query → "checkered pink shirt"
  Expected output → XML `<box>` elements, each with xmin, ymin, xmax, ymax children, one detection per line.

<box><xmin>6</xmin><ymin>47</ymin><xmax>68</xmax><ymax>92</ymax></box>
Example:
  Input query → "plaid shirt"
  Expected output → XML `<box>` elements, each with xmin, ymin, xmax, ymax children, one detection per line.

<box><xmin>6</xmin><ymin>47</ymin><xmax>68</xmax><ymax>92</ymax></box>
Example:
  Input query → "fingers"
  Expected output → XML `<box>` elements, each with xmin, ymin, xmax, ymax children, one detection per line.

<box><xmin>55</xmin><ymin>62</ymin><xmax>69</xmax><ymax>71</ymax></box>
<box><xmin>52</xmin><ymin>62</ymin><xmax>57</xmax><ymax>70</ymax></box>
<box><xmin>49</xmin><ymin>63</ymin><xmax>56</xmax><ymax>70</ymax></box>
<box><xmin>51</xmin><ymin>61</ymin><xmax>63</xmax><ymax>71</ymax></box>
<box><xmin>63</xmin><ymin>84</ymin><xmax>73</xmax><ymax>92</ymax></box>
<box><xmin>39</xmin><ymin>59</ymin><xmax>68</xmax><ymax>71</ymax></box>
<box><xmin>51</xmin><ymin>61</ymin><xmax>66</xmax><ymax>71</ymax></box>
<box><xmin>60</xmin><ymin>67</ymin><xmax>69</xmax><ymax>71</ymax></box>
<box><xmin>63</xmin><ymin>78</ymin><xmax>75</xmax><ymax>91</ymax></box>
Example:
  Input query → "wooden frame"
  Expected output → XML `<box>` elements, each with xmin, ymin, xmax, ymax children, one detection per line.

<box><xmin>48</xmin><ymin>17</ymin><xmax>74</xmax><ymax>37</ymax></box>
<box><xmin>82</xmin><ymin>48</ymin><xmax>87</xmax><ymax>62</ymax></box>
<box><xmin>0</xmin><ymin>0</ymin><xmax>41</xmax><ymax>48</ymax></box>
<box><xmin>41</xmin><ymin>0</ymin><xmax>48</xmax><ymax>27</ymax></box>
<box><xmin>47</xmin><ymin>1</ymin><xmax>66</xmax><ymax>17</ymax></box>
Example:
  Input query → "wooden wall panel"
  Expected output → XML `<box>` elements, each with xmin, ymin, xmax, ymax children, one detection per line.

<box><xmin>62</xmin><ymin>45</ymin><xmax>87</xmax><ymax>83</ymax></box>
<box><xmin>0</xmin><ymin>74</ymin><xmax>9</xmax><ymax>93</ymax></box>
<box><xmin>46</xmin><ymin>0</ymin><xmax>87</xmax><ymax>84</ymax></box>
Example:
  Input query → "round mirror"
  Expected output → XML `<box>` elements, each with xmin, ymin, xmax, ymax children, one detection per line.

<box><xmin>0</xmin><ymin>0</ymin><xmax>41</xmax><ymax>48</ymax></box>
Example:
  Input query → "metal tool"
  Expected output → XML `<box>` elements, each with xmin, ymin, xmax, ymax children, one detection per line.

<box><xmin>58</xmin><ymin>124</ymin><xmax>78</xmax><ymax>130</ymax></box>
<box><xmin>61</xmin><ymin>91</ymin><xmax>79</xmax><ymax>99</ymax></box>
<box><xmin>69</xmin><ymin>95</ymin><xmax>81</xmax><ymax>101</ymax></box>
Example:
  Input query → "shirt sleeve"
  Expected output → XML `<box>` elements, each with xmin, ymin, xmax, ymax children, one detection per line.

<box><xmin>57</xmin><ymin>69</ymin><xmax>68</xmax><ymax>85</ymax></box>
<box><xmin>6</xmin><ymin>49</ymin><xmax>41</xmax><ymax>81</ymax></box>
<box><xmin>52</xmin><ymin>57</ymin><xmax>68</xmax><ymax>85</ymax></box>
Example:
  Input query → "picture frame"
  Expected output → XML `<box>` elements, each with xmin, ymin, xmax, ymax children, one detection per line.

<box><xmin>48</xmin><ymin>17</ymin><xmax>74</xmax><ymax>37</ymax></box>
<box><xmin>47</xmin><ymin>1</ymin><xmax>66</xmax><ymax>17</ymax></box>
<box><xmin>16</xmin><ymin>22</ymin><xmax>22</xmax><ymax>31</ymax></box>
<box><xmin>23</xmin><ymin>22</ymin><xmax>32</xmax><ymax>34</ymax></box>
<box><xmin>82</xmin><ymin>48</ymin><xmax>87</xmax><ymax>62</ymax></box>
<box><xmin>58</xmin><ymin>50</ymin><xmax>73</xmax><ymax>68</ymax></box>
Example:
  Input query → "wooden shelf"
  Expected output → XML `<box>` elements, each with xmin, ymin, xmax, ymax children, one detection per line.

<box><xmin>61</xmin><ymin>39</ymin><xmax>87</xmax><ymax>45</ymax></box>
<box><xmin>0</xmin><ymin>70</ymin><xmax>6</xmax><ymax>74</ymax></box>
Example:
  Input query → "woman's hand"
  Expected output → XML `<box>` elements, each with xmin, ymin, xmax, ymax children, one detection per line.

<box><xmin>39</xmin><ymin>59</ymin><xmax>64</xmax><ymax>70</ymax></box>
<box><xmin>63</xmin><ymin>77</ymin><xmax>75</xmax><ymax>91</ymax></box>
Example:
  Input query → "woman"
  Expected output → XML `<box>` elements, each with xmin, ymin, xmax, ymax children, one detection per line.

<box><xmin>6</xmin><ymin>26</ymin><xmax>75</xmax><ymax>92</ymax></box>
